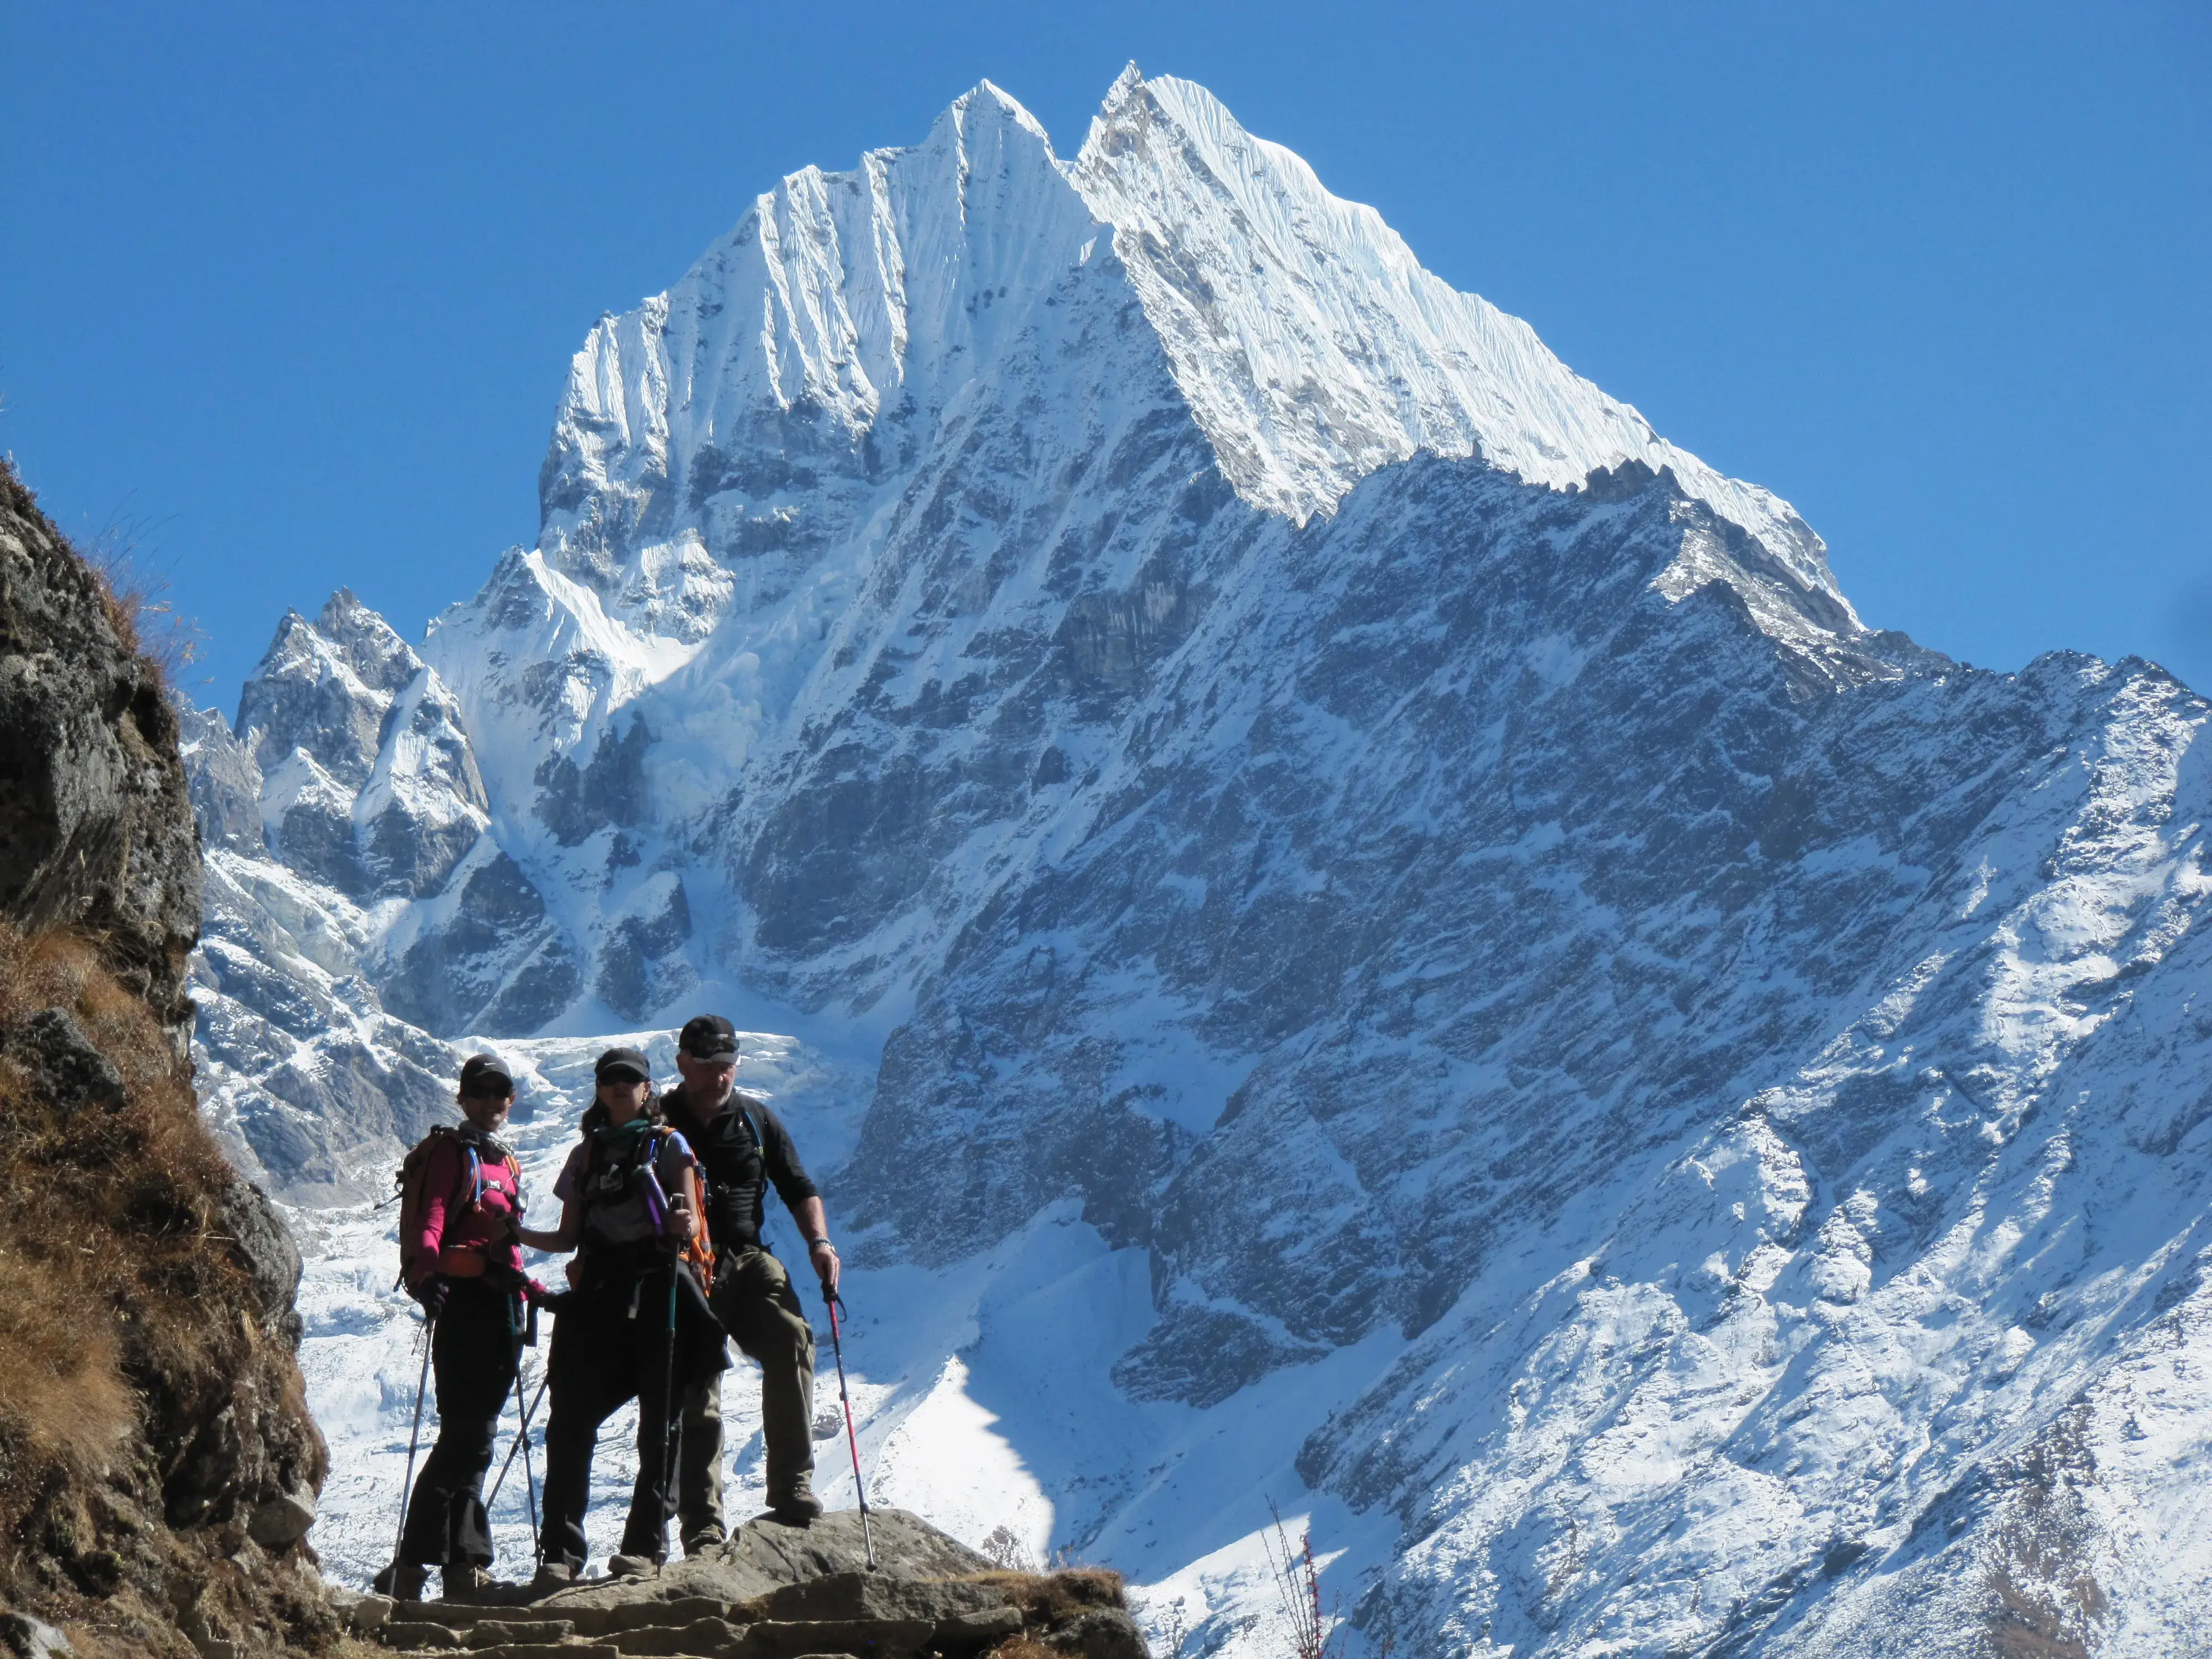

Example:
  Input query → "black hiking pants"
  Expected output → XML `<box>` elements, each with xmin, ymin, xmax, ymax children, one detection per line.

<box><xmin>539</xmin><ymin>1262</ymin><xmax>724</xmax><ymax>1571</ymax></box>
<box><xmin>399</xmin><ymin>1278</ymin><xmax>520</xmax><ymax>1569</ymax></box>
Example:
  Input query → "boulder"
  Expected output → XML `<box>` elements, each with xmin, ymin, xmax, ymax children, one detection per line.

<box><xmin>0</xmin><ymin>1613</ymin><xmax>74</xmax><ymax>1658</ymax></box>
<box><xmin>4</xmin><ymin>1008</ymin><xmax>124</xmax><ymax>1113</ymax></box>
<box><xmin>246</xmin><ymin>1485</ymin><xmax>316</xmax><ymax>1547</ymax></box>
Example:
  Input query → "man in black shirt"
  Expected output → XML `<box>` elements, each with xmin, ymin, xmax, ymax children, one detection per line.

<box><xmin>660</xmin><ymin>1014</ymin><xmax>841</xmax><ymax>1543</ymax></box>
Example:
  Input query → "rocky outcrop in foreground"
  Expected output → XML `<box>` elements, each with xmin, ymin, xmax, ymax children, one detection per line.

<box><xmin>0</xmin><ymin>462</ymin><xmax>330</xmax><ymax>1656</ymax></box>
<box><xmin>340</xmin><ymin>1511</ymin><xmax>1146</xmax><ymax>1659</ymax></box>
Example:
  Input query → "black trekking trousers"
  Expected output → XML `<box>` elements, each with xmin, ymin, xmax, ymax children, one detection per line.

<box><xmin>399</xmin><ymin>1279</ymin><xmax>521</xmax><ymax>1569</ymax></box>
<box><xmin>539</xmin><ymin>1264</ymin><xmax>722</xmax><ymax>1571</ymax></box>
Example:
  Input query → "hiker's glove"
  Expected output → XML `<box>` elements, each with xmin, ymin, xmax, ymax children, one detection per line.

<box><xmin>410</xmin><ymin>1275</ymin><xmax>449</xmax><ymax>1317</ymax></box>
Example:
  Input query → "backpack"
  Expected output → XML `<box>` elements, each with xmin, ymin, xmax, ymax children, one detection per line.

<box><xmin>669</xmin><ymin>1090</ymin><xmax>765</xmax><ymax>1249</ymax></box>
<box><xmin>578</xmin><ymin>1120</ymin><xmax>716</xmax><ymax>1293</ymax></box>
<box><xmin>394</xmin><ymin>1125</ymin><xmax>521</xmax><ymax>1288</ymax></box>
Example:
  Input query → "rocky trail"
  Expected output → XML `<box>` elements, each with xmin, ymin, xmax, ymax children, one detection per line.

<box><xmin>337</xmin><ymin>1511</ymin><xmax>1144</xmax><ymax>1659</ymax></box>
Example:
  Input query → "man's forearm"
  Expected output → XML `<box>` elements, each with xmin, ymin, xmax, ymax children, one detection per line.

<box><xmin>789</xmin><ymin>1196</ymin><xmax>840</xmax><ymax>1291</ymax></box>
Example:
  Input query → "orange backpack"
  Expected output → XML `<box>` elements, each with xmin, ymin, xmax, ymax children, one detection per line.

<box><xmin>673</xmin><ymin>1142</ymin><xmax>715</xmax><ymax>1293</ymax></box>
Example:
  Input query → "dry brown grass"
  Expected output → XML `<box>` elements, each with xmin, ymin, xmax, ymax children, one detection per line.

<box><xmin>0</xmin><ymin>455</ymin><xmax>201</xmax><ymax>687</ymax></box>
<box><xmin>0</xmin><ymin>922</ymin><xmax>254</xmax><ymax>1544</ymax></box>
<box><xmin>84</xmin><ymin>534</ymin><xmax>201</xmax><ymax>687</ymax></box>
<box><xmin>967</xmin><ymin>1566</ymin><xmax>1129</xmax><ymax>1622</ymax></box>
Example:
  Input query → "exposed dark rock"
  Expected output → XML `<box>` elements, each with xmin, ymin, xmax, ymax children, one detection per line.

<box><xmin>217</xmin><ymin>1176</ymin><xmax>302</xmax><ymax>1327</ymax></box>
<box><xmin>536</xmin><ymin>714</ymin><xmax>652</xmax><ymax>848</ymax></box>
<box><xmin>0</xmin><ymin>465</ymin><xmax>201</xmax><ymax>1032</ymax></box>
<box><xmin>383</xmin><ymin>852</ymin><xmax>581</xmax><ymax>1036</ymax></box>
<box><xmin>1110</xmin><ymin>1305</ymin><xmax>1327</xmax><ymax>1409</ymax></box>
<box><xmin>594</xmin><ymin>876</ymin><xmax>693</xmax><ymax>1022</ymax></box>
<box><xmin>1045</xmin><ymin>1606</ymin><xmax>1150</xmax><ymax>1659</ymax></box>
<box><xmin>4</xmin><ymin>1008</ymin><xmax>125</xmax><ymax>1115</ymax></box>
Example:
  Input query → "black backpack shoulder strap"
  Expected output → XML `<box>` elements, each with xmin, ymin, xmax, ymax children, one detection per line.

<box><xmin>731</xmin><ymin>1096</ymin><xmax>767</xmax><ymax>1160</ymax></box>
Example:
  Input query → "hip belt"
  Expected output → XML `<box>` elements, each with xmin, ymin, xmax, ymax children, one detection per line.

<box><xmin>439</xmin><ymin>1245</ymin><xmax>504</xmax><ymax>1277</ymax></box>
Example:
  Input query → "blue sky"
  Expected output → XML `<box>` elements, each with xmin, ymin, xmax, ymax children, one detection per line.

<box><xmin>3</xmin><ymin>3</ymin><xmax>2205</xmax><ymax>713</ymax></box>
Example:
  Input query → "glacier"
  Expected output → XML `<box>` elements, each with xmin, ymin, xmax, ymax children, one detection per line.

<box><xmin>182</xmin><ymin>68</ymin><xmax>2211</xmax><ymax>1658</ymax></box>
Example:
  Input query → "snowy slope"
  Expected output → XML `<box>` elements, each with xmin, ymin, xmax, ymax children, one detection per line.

<box><xmin>183</xmin><ymin>68</ymin><xmax>2211</xmax><ymax>1659</ymax></box>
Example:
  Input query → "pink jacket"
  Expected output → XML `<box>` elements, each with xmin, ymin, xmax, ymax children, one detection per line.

<box><xmin>404</xmin><ymin>1133</ymin><xmax>524</xmax><ymax>1286</ymax></box>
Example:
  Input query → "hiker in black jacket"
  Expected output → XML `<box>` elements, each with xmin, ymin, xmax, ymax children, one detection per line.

<box><xmin>518</xmin><ymin>1047</ymin><xmax>726</xmax><ymax>1585</ymax></box>
<box><xmin>659</xmin><ymin>1014</ymin><xmax>838</xmax><ymax>1547</ymax></box>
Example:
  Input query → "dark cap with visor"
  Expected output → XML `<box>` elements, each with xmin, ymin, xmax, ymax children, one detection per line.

<box><xmin>677</xmin><ymin>1015</ymin><xmax>739</xmax><ymax>1064</ymax></box>
<box><xmin>594</xmin><ymin>1046</ymin><xmax>653</xmax><ymax>1084</ymax></box>
<box><xmin>459</xmin><ymin>1052</ymin><xmax>514</xmax><ymax>1095</ymax></box>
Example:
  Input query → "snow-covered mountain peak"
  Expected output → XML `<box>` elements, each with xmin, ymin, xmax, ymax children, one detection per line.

<box><xmin>526</xmin><ymin>66</ymin><xmax>1856</xmax><ymax>679</ymax></box>
<box><xmin>1071</xmin><ymin>69</ymin><xmax>1846</xmax><ymax>602</ymax></box>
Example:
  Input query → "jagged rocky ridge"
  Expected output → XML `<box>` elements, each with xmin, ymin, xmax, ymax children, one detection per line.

<box><xmin>186</xmin><ymin>70</ymin><xmax>2211</xmax><ymax>1658</ymax></box>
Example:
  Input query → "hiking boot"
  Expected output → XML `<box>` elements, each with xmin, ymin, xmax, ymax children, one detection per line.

<box><xmin>373</xmin><ymin>1561</ymin><xmax>429</xmax><ymax>1600</ymax></box>
<box><xmin>529</xmin><ymin>1560</ymin><xmax>575</xmax><ymax>1595</ymax></box>
<box><xmin>681</xmin><ymin>1525</ymin><xmax>727</xmax><ymax>1558</ymax></box>
<box><xmin>607</xmin><ymin>1551</ymin><xmax>660</xmax><ymax>1579</ymax></box>
<box><xmin>442</xmin><ymin>1563</ymin><xmax>492</xmax><ymax>1602</ymax></box>
<box><xmin>768</xmin><ymin>1474</ymin><xmax>822</xmax><ymax>1526</ymax></box>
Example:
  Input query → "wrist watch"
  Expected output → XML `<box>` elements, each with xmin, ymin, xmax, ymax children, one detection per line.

<box><xmin>807</xmin><ymin>1236</ymin><xmax>833</xmax><ymax>1250</ymax></box>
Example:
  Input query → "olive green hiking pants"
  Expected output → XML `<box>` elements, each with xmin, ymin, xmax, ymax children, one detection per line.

<box><xmin>677</xmin><ymin>1245</ymin><xmax>816</xmax><ymax>1541</ymax></box>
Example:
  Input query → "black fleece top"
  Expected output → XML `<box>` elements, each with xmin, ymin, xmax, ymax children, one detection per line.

<box><xmin>659</xmin><ymin>1083</ymin><xmax>819</xmax><ymax>1253</ymax></box>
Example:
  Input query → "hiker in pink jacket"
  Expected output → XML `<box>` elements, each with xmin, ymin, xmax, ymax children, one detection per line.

<box><xmin>383</xmin><ymin>1053</ymin><xmax>533</xmax><ymax>1602</ymax></box>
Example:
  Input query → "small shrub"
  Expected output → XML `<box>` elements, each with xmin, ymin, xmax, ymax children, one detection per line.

<box><xmin>1262</xmin><ymin>1501</ymin><xmax>1335</xmax><ymax>1659</ymax></box>
<box><xmin>84</xmin><ymin>533</ymin><xmax>202</xmax><ymax>687</ymax></box>
<box><xmin>981</xmin><ymin>1524</ymin><xmax>1037</xmax><ymax>1572</ymax></box>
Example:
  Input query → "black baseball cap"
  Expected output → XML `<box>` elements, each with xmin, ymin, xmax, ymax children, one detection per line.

<box><xmin>594</xmin><ymin>1046</ymin><xmax>653</xmax><ymax>1084</ymax></box>
<box><xmin>459</xmin><ymin>1053</ymin><xmax>514</xmax><ymax>1094</ymax></box>
<box><xmin>678</xmin><ymin>1015</ymin><xmax>739</xmax><ymax>1064</ymax></box>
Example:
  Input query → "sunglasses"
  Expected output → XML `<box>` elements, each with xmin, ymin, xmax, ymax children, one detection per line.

<box><xmin>463</xmin><ymin>1083</ymin><xmax>513</xmax><ymax>1100</ymax></box>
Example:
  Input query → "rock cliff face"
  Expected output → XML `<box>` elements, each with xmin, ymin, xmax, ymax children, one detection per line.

<box><xmin>0</xmin><ymin>462</ymin><xmax>330</xmax><ymax>1657</ymax></box>
<box><xmin>184</xmin><ymin>70</ymin><xmax>2212</xmax><ymax>1659</ymax></box>
<box><xmin>0</xmin><ymin>469</ymin><xmax>200</xmax><ymax>1034</ymax></box>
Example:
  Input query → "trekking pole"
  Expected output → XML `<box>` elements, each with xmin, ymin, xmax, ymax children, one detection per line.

<box><xmin>658</xmin><ymin>1265</ymin><xmax>680</xmax><ymax>1547</ymax></box>
<box><xmin>392</xmin><ymin>1311</ymin><xmax>436</xmax><ymax>1577</ymax></box>
<box><xmin>514</xmin><ymin>1365</ymin><xmax>540</xmax><ymax>1554</ymax></box>
<box><xmin>486</xmin><ymin>1373</ymin><xmax>547</xmax><ymax>1514</ymax></box>
<box><xmin>821</xmin><ymin>1282</ymin><xmax>875</xmax><ymax>1571</ymax></box>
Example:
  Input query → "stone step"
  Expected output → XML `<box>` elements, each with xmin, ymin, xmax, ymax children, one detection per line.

<box><xmin>461</xmin><ymin>1619</ymin><xmax>580</xmax><ymax>1647</ymax></box>
<box><xmin>608</xmin><ymin>1618</ymin><xmax>750</xmax><ymax>1655</ymax></box>
<box><xmin>380</xmin><ymin>1621</ymin><xmax>463</xmax><ymax>1648</ymax></box>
